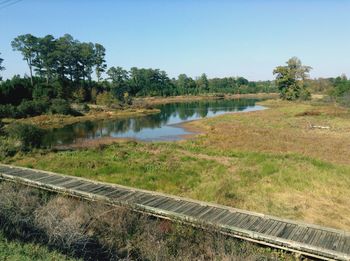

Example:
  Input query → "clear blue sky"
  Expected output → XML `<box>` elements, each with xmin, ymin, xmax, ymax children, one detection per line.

<box><xmin>0</xmin><ymin>0</ymin><xmax>349</xmax><ymax>80</ymax></box>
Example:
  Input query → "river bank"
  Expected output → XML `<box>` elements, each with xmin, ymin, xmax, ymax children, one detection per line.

<box><xmin>135</xmin><ymin>93</ymin><xmax>278</xmax><ymax>106</ymax></box>
<box><xmin>1</xmin><ymin>93</ymin><xmax>277</xmax><ymax>130</ymax></box>
<box><xmin>2</xmin><ymin>108</ymin><xmax>160</xmax><ymax>129</ymax></box>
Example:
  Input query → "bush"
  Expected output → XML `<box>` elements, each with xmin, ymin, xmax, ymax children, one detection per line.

<box><xmin>339</xmin><ymin>91</ymin><xmax>350</xmax><ymax>107</ymax></box>
<box><xmin>96</xmin><ymin>92</ymin><xmax>118</xmax><ymax>107</ymax></box>
<box><xmin>6</xmin><ymin>123</ymin><xmax>46</xmax><ymax>151</ymax></box>
<box><xmin>49</xmin><ymin>99</ymin><xmax>72</xmax><ymax>115</ymax></box>
<box><xmin>82</xmin><ymin>103</ymin><xmax>90</xmax><ymax>113</ymax></box>
<box><xmin>0</xmin><ymin>182</ymin><xmax>292</xmax><ymax>261</ymax></box>
<box><xmin>0</xmin><ymin>100</ymin><xmax>49</xmax><ymax>119</ymax></box>
<box><xmin>17</xmin><ymin>100</ymin><xmax>49</xmax><ymax>118</ymax></box>
<box><xmin>0</xmin><ymin>104</ymin><xmax>16</xmax><ymax>118</ymax></box>
<box><xmin>0</xmin><ymin>137</ymin><xmax>20</xmax><ymax>159</ymax></box>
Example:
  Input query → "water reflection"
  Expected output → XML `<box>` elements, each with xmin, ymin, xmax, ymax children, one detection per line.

<box><xmin>43</xmin><ymin>99</ymin><xmax>264</xmax><ymax>146</ymax></box>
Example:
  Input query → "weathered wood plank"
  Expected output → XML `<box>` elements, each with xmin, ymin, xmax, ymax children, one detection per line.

<box><xmin>49</xmin><ymin>177</ymin><xmax>75</xmax><ymax>186</ymax></box>
<box><xmin>62</xmin><ymin>180</ymin><xmax>88</xmax><ymax>189</ymax></box>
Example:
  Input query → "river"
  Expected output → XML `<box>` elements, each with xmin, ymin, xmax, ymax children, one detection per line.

<box><xmin>43</xmin><ymin>98</ymin><xmax>265</xmax><ymax>146</ymax></box>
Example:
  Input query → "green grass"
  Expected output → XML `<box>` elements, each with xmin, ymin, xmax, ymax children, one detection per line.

<box><xmin>0</xmin><ymin>232</ymin><xmax>78</xmax><ymax>261</ymax></box>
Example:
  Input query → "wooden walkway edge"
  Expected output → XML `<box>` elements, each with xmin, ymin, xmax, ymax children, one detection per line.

<box><xmin>0</xmin><ymin>163</ymin><xmax>349</xmax><ymax>260</ymax></box>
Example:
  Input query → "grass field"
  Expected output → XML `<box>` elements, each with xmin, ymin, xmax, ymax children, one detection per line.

<box><xmin>7</xmin><ymin>99</ymin><xmax>350</xmax><ymax>231</ymax></box>
<box><xmin>0</xmin><ymin>232</ymin><xmax>78</xmax><ymax>261</ymax></box>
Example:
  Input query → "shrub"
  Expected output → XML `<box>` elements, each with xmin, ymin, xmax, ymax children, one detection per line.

<box><xmin>0</xmin><ymin>182</ymin><xmax>45</xmax><ymax>239</ymax></box>
<box><xmin>338</xmin><ymin>91</ymin><xmax>350</xmax><ymax>108</ymax></box>
<box><xmin>16</xmin><ymin>100</ymin><xmax>49</xmax><ymax>118</ymax></box>
<box><xmin>72</xmin><ymin>87</ymin><xmax>87</xmax><ymax>103</ymax></box>
<box><xmin>0</xmin><ymin>182</ymin><xmax>292</xmax><ymax>260</ymax></box>
<box><xmin>34</xmin><ymin>197</ymin><xmax>90</xmax><ymax>249</ymax></box>
<box><xmin>82</xmin><ymin>103</ymin><xmax>90</xmax><ymax>113</ymax></box>
<box><xmin>49</xmin><ymin>99</ymin><xmax>72</xmax><ymax>115</ymax></box>
<box><xmin>6</xmin><ymin>123</ymin><xmax>46</xmax><ymax>150</ymax></box>
<box><xmin>96</xmin><ymin>92</ymin><xmax>118</xmax><ymax>107</ymax></box>
<box><xmin>0</xmin><ymin>137</ymin><xmax>20</xmax><ymax>159</ymax></box>
<box><xmin>0</xmin><ymin>104</ymin><xmax>16</xmax><ymax>118</ymax></box>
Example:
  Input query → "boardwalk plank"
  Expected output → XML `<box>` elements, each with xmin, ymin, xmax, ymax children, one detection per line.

<box><xmin>186</xmin><ymin>205</ymin><xmax>209</xmax><ymax>219</ymax></box>
<box><xmin>248</xmin><ymin>217</ymin><xmax>266</xmax><ymax>233</ymax></box>
<box><xmin>177</xmin><ymin>203</ymin><xmax>200</xmax><ymax>215</ymax></box>
<box><xmin>310</xmin><ymin>229</ymin><xmax>323</xmax><ymax>246</ymax></box>
<box><xmin>146</xmin><ymin>197</ymin><xmax>170</xmax><ymax>208</ymax></box>
<box><xmin>62</xmin><ymin>181</ymin><xmax>88</xmax><ymax>189</ymax></box>
<box><xmin>167</xmin><ymin>201</ymin><xmax>193</xmax><ymax>213</ymax></box>
<box><xmin>208</xmin><ymin>209</ymin><xmax>228</xmax><ymax>222</ymax></box>
<box><xmin>94</xmin><ymin>187</ymin><xmax>119</xmax><ymax>196</ymax></box>
<box><xmin>49</xmin><ymin>177</ymin><xmax>75</xmax><ymax>186</ymax></box>
<box><xmin>181</xmin><ymin>204</ymin><xmax>205</xmax><ymax>217</ymax></box>
<box><xmin>196</xmin><ymin>207</ymin><xmax>215</xmax><ymax>219</ymax></box>
<box><xmin>32</xmin><ymin>173</ymin><xmax>57</xmax><ymax>182</ymax></box>
<box><xmin>258</xmin><ymin>220</ymin><xmax>277</xmax><ymax>234</ymax></box>
<box><xmin>215</xmin><ymin>211</ymin><xmax>235</xmax><ymax>225</ymax></box>
<box><xmin>42</xmin><ymin>175</ymin><xmax>70</xmax><ymax>185</ymax></box>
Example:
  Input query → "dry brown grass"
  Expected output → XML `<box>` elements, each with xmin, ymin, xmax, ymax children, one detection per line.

<box><xmin>0</xmin><ymin>182</ymin><xmax>295</xmax><ymax>260</ymax></box>
<box><xmin>3</xmin><ymin>108</ymin><xmax>159</xmax><ymax>129</ymax></box>
<box><xmin>185</xmin><ymin>99</ymin><xmax>350</xmax><ymax>165</ymax></box>
<box><xmin>135</xmin><ymin>93</ymin><xmax>278</xmax><ymax>106</ymax></box>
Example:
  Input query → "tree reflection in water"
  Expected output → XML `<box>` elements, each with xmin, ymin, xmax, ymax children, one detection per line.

<box><xmin>43</xmin><ymin>99</ymin><xmax>264</xmax><ymax>146</ymax></box>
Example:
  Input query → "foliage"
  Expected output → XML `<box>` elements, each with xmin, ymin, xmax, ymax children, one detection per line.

<box><xmin>12</xmin><ymin>34</ymin><xmax>106</xmax><ymax>86</ymax></box>
<box><xmin>273</xmin><ymin>57</ymin><xmax>312</xmax><ymax>100</ymax></box>
<box><xmin>49</xmin><ymin>99</ymin><xmax>73</xmax><ymax>115</ymax></box>
<box><xmin>0</xmin><ymin>137</ymin><xmax>19</xmax><ymax>160</ymax></box>
<box><xmin>96</xmin><ymin>92</ymin><xmax>118</xmax><ymax>107</ymax></box>
<box><xmin>331</xmin><ymin>75</ymin><xmax>350</xmax><ymax>98</ymax></box>
<box><xmin>0</xmin><ymin>104</ymin><xmax>17</xmax><ymax>118</ymax></box>
<box><xmin>0</xmin><ymin>75</ymin><xmax>33</xmax><ymax>105</ymax></box>
<box><xmin>0</xmin><ymin>52</ymin><xmax>4</xmax><ymax>81</ymax></box>
<box><xmin>305</xmin><ymin>78</ymin><xmax>333</xmax><ymax>94</ymax></box>
<box><xmin>6</xmin><ymin>123</ymin><xmax>46</xmax><ymax>150</ymax></box>
<box><xmin>17</xmin><ymin>99</ymin><xmax>49</xmax><ymax>118</ymax></box>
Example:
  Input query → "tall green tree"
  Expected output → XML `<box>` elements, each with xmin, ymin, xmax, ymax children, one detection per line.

<box><xmin>196</xmin><ymin>73</ymin><xmax>209</xmax><ymax>92</ymax></box>
<box><xmin>107</xmin><ymin>66</ymin><xmax>128</xmax><ymax>84</ymax></box>
<box><xmin>332</xmin><ymin>74</ymin><xmax>350</xmax><ymax>97</ymax></box>
<box><xmin>107</xmin><ymin>66</ymin><xmax>129</xmax><ymax>100</ymax></box>
<box><xmin>273</xmin><ymin>57</ymin><xmax>312</xmax><ymax>100</ymax></box>
<box><xmin>94</xmin><ymin>43</ymin><xmax>107</xmax><ymax>82</ymax></box>
<box><xmin>176</xmin><ymin>74</ymin><xmax>196</xmax><ymax>95</ymax></box>
<box><xmin>0</xmin><ymin>52</ymin><xmax>4</xmax><ymax>81</ymax></box>
<box><xmin>54</xmin><ymin>34</ymin><xmax>75</xmax><ymax>82</ymax></box>
<box><xmin>11</xmin><ymin>34</ymin><xmax>38</xmax><ymax>86</ymax></box>
<box><xmin>34</xmin><ymin>35</ymin><xmax>56</xmax><ymax>84</ymax></box>
<box><xmin>78</xmin><ymin>42</ymin><xmax>95</xmax><ymax>83</ymax></box>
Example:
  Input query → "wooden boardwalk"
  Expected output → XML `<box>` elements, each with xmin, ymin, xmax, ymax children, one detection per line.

<box><xmin>0</xmin><ymin>163</ymin><xmax>349</xmax><ymax>260</ymax></box>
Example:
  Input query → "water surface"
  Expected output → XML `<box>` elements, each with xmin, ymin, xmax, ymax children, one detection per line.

<box><xmin>43</xmin><ymin>99</ymin><xmax>265</xmax><ymax>146</ymax></box>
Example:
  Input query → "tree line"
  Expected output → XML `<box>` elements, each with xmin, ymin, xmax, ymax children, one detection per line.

<box><xmin>0</xmin><ymin>34</ymin><xmax>349</xmax><ymax>119</ymax></box>
<box><xmin>0</xmin><ymin>34</ymin><xmax>277</xmax><ymax>115</ymax></box>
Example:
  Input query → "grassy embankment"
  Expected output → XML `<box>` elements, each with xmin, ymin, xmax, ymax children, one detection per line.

<box><xmin>2</xmin><ymin>107</ymin><xmax>160</xmax><ymax>129</ymax></box>
<box><xmin>135</xmin><ymin>92</ymin><xmax>278</xmax><ymax>105</ymax></box>
<box><xmin>2</xmin><ymin>93</ymin><xmax>277</xmax><ymax>129</ymax></box>
<box><xmin>0</xmin><ymin>232</ymin><xmax>78</xmax><ymax>261</ymax></box>
<box><xmin>5</xmin><ymin>99</ymin><xmax>350</xmax><ymax>231</ymax></box>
